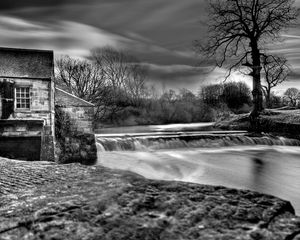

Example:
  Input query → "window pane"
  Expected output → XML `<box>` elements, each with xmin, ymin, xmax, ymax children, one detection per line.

<box><xmin>16</xmin><ymin>87</ymin><xmax>30</xmax><ymax>109</ymax></box>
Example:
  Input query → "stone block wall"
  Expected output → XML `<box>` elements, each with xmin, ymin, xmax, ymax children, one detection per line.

<box><xmin>0</xmin><ymin>47</ymin><xmax>55</xmax><ymax>162</ymax></box>
<box><xmin>57</xmin><ymin>106</ymin><xmax>94</xmax><ymax>134</ymax></box>
<box><xmin>56</xmin><ymin>133</ymin><xmax>97</xmax><ymax>165</ymax></box>
<box><xmin>54</xmin><ymin>106</ymin><xmax>97</xmax><ymax>165</ymax></box>
<box><xmin>54</xmin><ymin>88</ymin><xmax>96</xmax><ymax>164</ymax></box>
<box><xmin>12</xmin><ymin>78</ymin><xmax>55</xmax><ymax>134</ymax></box>
<box><xmin>0</xmin><ymin>78</ymin><xmax>55</xmax><ymax>161</ymax></box>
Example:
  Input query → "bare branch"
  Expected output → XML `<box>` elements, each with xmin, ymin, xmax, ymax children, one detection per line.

<box><xmin>194</xmin><ymin>0</ymin><xmax>299</xmax><ymax>115</ymax></box>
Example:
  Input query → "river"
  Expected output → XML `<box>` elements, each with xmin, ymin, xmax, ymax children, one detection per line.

<box><xmin>96</xmin><ymin>123</ymin><xmax>300</xmax><ymax>215</ymax></box>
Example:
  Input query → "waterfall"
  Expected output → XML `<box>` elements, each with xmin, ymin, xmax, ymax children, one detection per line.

<box><xmin>96</xmin><ymin>133</ymin><xmax>300</xmax><ymax>152</ymax></box>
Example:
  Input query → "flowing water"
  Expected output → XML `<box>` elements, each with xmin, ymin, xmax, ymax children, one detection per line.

<box><xmin>96</xmin><ymin>123</ymin><xmax>300</xmax><ymax>214</ymax></box>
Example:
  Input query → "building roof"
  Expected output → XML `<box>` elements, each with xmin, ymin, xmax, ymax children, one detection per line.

<box><xmin>0</xmin><ymin>47</ymin><xmax>54</xmax><ymax>79</ymax></box>
<box><xmin>55</xmin><ymin>87</ymin><xmax>95</xmax><ymax>107</ymax></box>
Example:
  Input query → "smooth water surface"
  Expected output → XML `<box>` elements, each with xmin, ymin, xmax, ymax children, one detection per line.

<box><xmin>97</xmin><ymin>122</ymin><xmax>215</xmax><ymax>134</ymax></box>
<box><xmin>97</xmin><ymin>145</ymin><xmax>300</xmax><ymax>214</ymax></box>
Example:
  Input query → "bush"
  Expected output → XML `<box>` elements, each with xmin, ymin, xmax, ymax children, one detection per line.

<box><xmin>55</xmin><ymin>106</ymin><xmax>97</xmax><ymax>165</ymax></box>
<box><xmin>200</xmin><ymin>82</ymin><xmax>252</xmax><ymax>113</ymax></box>
<box><xmin>221</xmin><ymin>82</ymin><xmax>252</xmax><ymax>110</ymax></box>
<box><xmin>55</xmin><ymin>106</ymin><xmax>73</xmax><ymax>140</ymax></box>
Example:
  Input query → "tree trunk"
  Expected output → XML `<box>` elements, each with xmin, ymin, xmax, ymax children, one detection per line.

<box><xmin>266</xmin><ymin>89</ymin><xmax>271</xmax><ymax>109</ymax></box>
<box><xmin>250</xmin><ymin>43</ymin><xmax>263</xmax><ymax>117</ymax></box>
<box><xmin>249</xmin><ymin>41</ymin><xmax>263</xmax><ymax>131</ymax></box>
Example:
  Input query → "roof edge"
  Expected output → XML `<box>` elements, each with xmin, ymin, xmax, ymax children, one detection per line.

<box><xmin>0</xmin><ymin>47</ymin><xmax>53</xmax><ymax>54</ymax></box>
<box><xmin>0</xmin><ymin>76</ymin><xmax>52</xmax><ymax>81</ymax></box>
<box><xmin>55</xmin><ymin>87</ymin><xmax>95</xmax><ymax>106</ymax></box>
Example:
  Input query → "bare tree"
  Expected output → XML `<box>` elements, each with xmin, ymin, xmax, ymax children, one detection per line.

<box><xmin>284</xmin><ymin>87</ymin><xmax>300</xmax><ymax>107</ymax></box>
<box><xmin>200</xmin><ymin>84</ymin><xmax>224</xmax><ymax>107</ymax></box>
<box><xmin>124</xmin><ymin>62</ymin><xmax>148</xmax><ymax>107</ymax></box>
<box><xmin>195</xmin><ymin>0</ymin><xmax>298</xmax><ymax>119</ymax></box>
<box><xmin>55</xmin><ymin>56</ymin><xmax>110</xmax><ymax>119</ymax></box>
<box><xmin>55</xmin><ymin>56</ymin><xmax>105</xmax><ymax>102</ymax></box>
<box><xmin>261</xmin><ymin>55</ymin><xmax>290</xmax><ymax>108</ymax></box>
<box><xmin>91</xmin><ymin>47</ymin><xmax>148</xmax><ymax>121</ymax></box>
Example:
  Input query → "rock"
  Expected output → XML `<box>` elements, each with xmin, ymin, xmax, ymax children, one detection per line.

<box><xmin>0</xmin><ymin>158</ymin><xmax>299</xmax><ymax>239</ymax></box>
<box><xmin>57</xmin><ymin>133</ymin><xmax>97</xmax><ymax>165</ymax></box>
<box><xmin>70</xmin><ymin>142</ymin><xmax>80</xmax><ymax>152</ymax></box>
<box><xmin>80</xmin><ymin>150</ymin><xmax>88</xmax><ymax>159</ymax></box>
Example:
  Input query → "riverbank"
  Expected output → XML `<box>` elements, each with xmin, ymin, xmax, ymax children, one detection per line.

<box><xmin>215</xmin><ymin>109</ymin><xmax>300</xmax><ymax>138</ymax></box>
<box><xmin>0</xmin><ymin>158</ymin><xmax>299</xmax><ymax>239</ymax></box>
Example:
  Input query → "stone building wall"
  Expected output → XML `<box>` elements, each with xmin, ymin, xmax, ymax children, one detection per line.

<box><xmin>0</xmin><ymin>78</ymin><xmax>55</xmax><ymax>161</ymax></box>
<box><xmin>55</xmin><ymin>87</ymin><xmax>94</xmax><ymax>134</ymax></box>
<box><xmin>0</xmin><ymin>47</ymin><xmax>97</xmax><ymax>163</ymax></box>
<box><xmin>55</xmin><ymin>88</ymin><xmax>97</xmax><ymax>164</ymax></box>
<box><xmin>57</xmin><ymin>106</ymin><xmax>94</xmax><ymax>134</ymax></box>
<box><xmin>4</xmin><ymin>78</ymin><xmax>55</xmax><ymax>131</ymax></box>
<box><xmin>0</xmin><ymin>47</ymin><xmax>55</xmax><ymax>161</ymax></box>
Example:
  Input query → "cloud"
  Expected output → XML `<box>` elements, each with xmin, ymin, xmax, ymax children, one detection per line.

<box><xmin>267</xmin><ymin>27</ymin><xmax>300</xmax><ymax>85</ymax></box>
<box><xmin>0</xmin><ymin>12</ymin><xmax>200</xmax><ymax>65</ymax></box>
<box><xmin>282</xmin><ymin>34</ymin><xmax>300</xmax><ymax>39</ymax></box>
<box><xmin>0</xmin><ymin>0</ymin><xmax>94</xmax><ymax>11</ymax></box>
<box><xmin>0</xmin><ymin>15</ymin><xmax>43</xmax><ymax>29</ymax></box>
<box><xmin>138</xmin><ymin>63</ymin><xmax>209</xmax><ymax>92</ymax></box>
<box><xmin>143</xmin><ymin>64</ymin><xmax>253</xmax><ymax>92</ymax></box>
<box><xmin>0</xmin><ymin>16</ymin><xmax>124</xmax><ymax>58</ymax></box>
<box><xmin>0</xmin><ymin>15</ymin><xmax>207</xmax><ymax>92</ymax></box>
<box><xmin>0</xmin><ymin>0</ymin><xmax>299</xmax><ymax>92</ymax></box>
<box><xmin>0</xmin><ymin>0</ymin><xmax>207</xmax><ymax>58</ymax></box>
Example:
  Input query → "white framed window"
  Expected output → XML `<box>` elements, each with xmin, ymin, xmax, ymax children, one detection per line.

<box><xmin>15</xmin><ymin>87</ymin><xmax>31</xmax><ymax>110</ymax></box>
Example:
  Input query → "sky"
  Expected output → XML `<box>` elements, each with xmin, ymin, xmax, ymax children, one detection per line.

<box><xmin>0</xmin><ymin>0</ymin><xmax>299</xmax><ymax>94</ymax></box>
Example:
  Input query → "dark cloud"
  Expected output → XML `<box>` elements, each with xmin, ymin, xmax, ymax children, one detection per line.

<box><xmin>144</xmin><ymin>64</ymin><xmax>209</xmax><ymax>92</ymax></box>
<box><xmin>288</xmin><ymin>69</ymin><xmax>300</xmax><ymax>81</ymax></box>
<box><xmin>0</xmin><ymin>0</ymin><xmax>92</xmax><ymax>11</ymax></box>
<box><xmin>0</xmin><ymin>0</ymin><xmax>299</xmax><ymax>91</ymax></box>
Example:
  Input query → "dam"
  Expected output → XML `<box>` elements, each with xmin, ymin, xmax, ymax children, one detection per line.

<box><xmin>96</xmin><ymin>123</ymin><xmax>300</xmax><ymax>215</ymax></box>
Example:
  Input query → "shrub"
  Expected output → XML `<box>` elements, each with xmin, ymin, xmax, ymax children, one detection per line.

<box><xmin>55</xmin><ymin>106</ymin><xmax>73</xmax><ymax>140</ymax></box>
<box><xmin>55</xmin><ymin>106</ymin><xmax>97</xmax><ymax>165</ymax></box>
<box><xmin>221</xmin><ymin>82</ymin><xmax>252</xmax><ymax>110</ymax></box>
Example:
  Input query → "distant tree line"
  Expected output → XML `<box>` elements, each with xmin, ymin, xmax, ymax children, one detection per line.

<box><xmin>283</xmin><ymin>88</ymin><xmax>300</xmax><ymax>107</ymax></box>
<box><xmin>200</xmin><ymin>82</ymin><xmax>252</xmax><ymax>112</ymax></box>
<box><xmin>55</xmin><ymin>47</ymin><xmax>218</xmax><ymax>125</ymax></box>
<box><xmin>54</xmin><ymin>47</ymin><xmax>253</xmax><ymax>126</ymax></box>
<box><xmin>55</xmin><ymin>46</ymin><xmax>299</xmax><ymax>127</ymax></box>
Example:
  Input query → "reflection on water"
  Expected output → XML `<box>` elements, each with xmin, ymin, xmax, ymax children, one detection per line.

<box><xmin>97</xmin><ymin>145</ymin><xmax>300</xmax><ymax>214</ymax></box>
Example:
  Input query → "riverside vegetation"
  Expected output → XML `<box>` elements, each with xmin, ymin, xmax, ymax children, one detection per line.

<box><xmin>55</xmin><ymin>49</ymin><xmax>255</xmax><ymax>127</ymax></box>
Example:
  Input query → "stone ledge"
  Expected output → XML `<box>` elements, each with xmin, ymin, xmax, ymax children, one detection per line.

<box><xmin>0</xmin><ymin>158</ymin><xmax>299</xmax><ymax>240</ymax></box>
<box><xmin>0</xmin><ymin>131</ymin><xmax>41</xmax><ymax>137</ymax></box>
<box><xmin>0</xmin><ymin>119</ymin><xmax>44</xmax><ymax>125</ymax></box>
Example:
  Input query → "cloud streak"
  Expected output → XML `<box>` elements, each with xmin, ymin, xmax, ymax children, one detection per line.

<box><xmin>0</xmin><ymin>0</ymin><xmax>299</xmax><ymax>91</ymax></box>
<box><xmin>0</xmin><ymin>16</ymin><xmax>123</xmax><ymax>57</ymax></box>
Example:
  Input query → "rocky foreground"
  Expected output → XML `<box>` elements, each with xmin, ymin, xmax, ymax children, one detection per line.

<box><xmin>0</xmin><ymin>158</ymin><xmax>299</xmax><ymax>240</ymax></box>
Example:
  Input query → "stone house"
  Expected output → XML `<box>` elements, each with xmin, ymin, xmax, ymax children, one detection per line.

<box><xmin>55</xmin><ymin>87</ymin><xmax>95</xmax><ymax>134</ymax></box>
<box><xmin>0</xmin><ymin>47</ymin><xmax>95</xmax><ymax>162</ymax></box>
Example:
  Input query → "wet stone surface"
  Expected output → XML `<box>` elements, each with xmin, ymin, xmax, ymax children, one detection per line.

<box><xmin>0</xmin><ymin>158</ymin><xmax>299</xmax><ymax>240</ymax></box>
